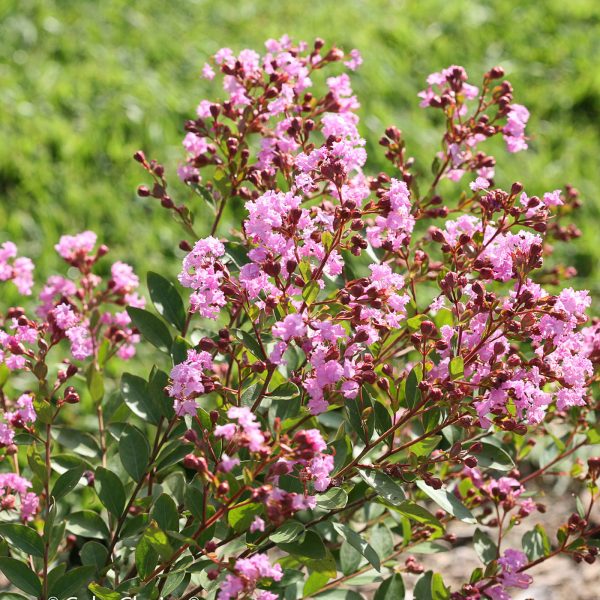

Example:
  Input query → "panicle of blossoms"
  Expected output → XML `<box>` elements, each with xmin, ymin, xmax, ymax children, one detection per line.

<box><xmin>167</xmin><ymin>349</ymin><xmax>215</xmax><ymax>416</ymax></box>
<box><xmin>0</xmin><ymin>473</ymin><xmax>39</xmax><ymax>522</ymax></box>
<box><xmin>0</xmin><ymin>393</ymin><xmax>36</xmax><ymax>447</ymax></box>
<box><xmin>217</xmin><ymin>552</ymin><xmax>283</xmax><ymax>600</ymax></box>
<box><xmin>416</xmin><ymin>64</ymin><xmax>528</xmax><ymax>183</ymax></box>
<box><xmin>0</xmin><ymin>241</ymin><xmax>34</xmax><ymax>295</ymax></box>
<box><xmin>482</xmin><ymin>549</ymin><xmax>532</xmax><ymax>600</ymax></box>
<box><xmin>178</xmin><ymin>236</ymin><xmax>231</xmax><ymax>319</ymax></box>
<box><xmin>0</xmin><ymin>232</ymin><xmax>145</xmax><ymax>369</ymax></box>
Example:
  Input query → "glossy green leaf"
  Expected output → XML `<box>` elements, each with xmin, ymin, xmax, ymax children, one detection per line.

<box><xmin>278</xmin><ymin>530</ymin><xmax>326</xmax><ymax>560</ymax></box>
<box><xmin>121</xmin><ymin>372</ymin><xmax>162</xmax><ymax>425</ymax></box>
<box><xmin>151</xmin><ymin>494</ymin><xmax>180</xmax><ymax>532</ymax></box>
<box><xmin>416</xmin><ymin>480</ymin><xmax>476</xmax><ymax>523</ymax></box>
<box><xmin>375</xmin><ymin>573</ymin><xmax>405</xmax><ymax>600</ymax></box>
<box><xmin>127</xmin><ymin>306</ymin><xmax>172</xmax><ymax>352</ymax></box>
<box><xmin>66</xmin><ymin>510</ymin><xmax>110</xmax><ymax>540</ymax></box>
<box><xmin>473</xmin><ymin>528</ymin><xmax>497</xmax><ymax>564</ymax></box>
<box><xmin>315</xmin><ymin>487</ymin><xmax>348</xmax><ymax>510</ymax></box>
<box><xmin>50</xmin><ymin>463</ymin><xmax>85</xmax><ymax>501</ymax></box>
<box><xmin>358</xmin><ymin>468</ymin><xmax>406</xmax><ymax>504</ymax></box>
<box><xmin>49</xmin><ymin>566</ymin><xmax>95</xmax><ymax>599</ymax></box>
<box><xmin>0</xmin><ymin>558</ymin><xmax>42</xmax><ymax>596</ymax></box>
<box><xmin>0</xmin><ymin>523</ymin><xmax>44</xmax><ymax>558</ymax></box>
<box><xmin>269</xmin><ymin>520</ymin><xmax>305</xmax><ymax>544</ymax></box>
<box><xmin>147</xmin><ymin>271</ymin><xmax>186</xmax><ymax>331</ymax></box>
<box><xmin>333</xmin><ymin>523</ymin><xmax>380</xmax><ymax>571</ymax></box>
<box><xmin>119</xmin><ymin>424</ymin><xmax>150</xmax><ymax>481</ymax></box>
<box><xmin>95</xmin><ymin>467</ymin><xmax>126</xmax><ymax>517</ymax></box>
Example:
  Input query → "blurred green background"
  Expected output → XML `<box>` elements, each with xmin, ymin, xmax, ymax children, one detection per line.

<box><xmin>1</xmin><ymin>0</ymin><xmax>599</xmax><ymax>293</ymax></box>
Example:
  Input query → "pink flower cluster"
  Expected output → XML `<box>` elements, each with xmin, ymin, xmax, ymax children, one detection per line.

<box><xmin>168</xmin><ymin>349</ymin><xmax>215</xmax><ymax>416</ymax></box>
<box><xmin>0</xmin><ymin>232</ymin><xmax>144</xmax><ymax>369</ymax></box>
<box><xmin>178</xmin><ymin>237</ymin><xmax>228</xmax><ymax>319</ymax></box>
<box><xmin>0</xmin><ymin>241</ymin><xmax>34</xmax><ymax>295</ymax></box>
<box><xmin>218</xmin><ymin>553</ymin><xmax>282</xmax><ymax>600</ymax></box>
<box><xmin>0</xmin><ymin>393</ymin><xmax>36</xmax><ymax>446</ymax></box>
<box><xmin>0</xmin><ymin>473</ymin><xmax>39</xmax><ymax>522</ymax></box>
<box><xmin>485</xmin><ymin>549</ymin><xmax>532</xmax><ymax>600</ymax></box>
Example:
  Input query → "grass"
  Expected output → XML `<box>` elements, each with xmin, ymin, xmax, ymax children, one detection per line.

<box><xmin>1</xmin><ymin>0</ymin><xmax>599</xmax><ymax>295</ymax></box>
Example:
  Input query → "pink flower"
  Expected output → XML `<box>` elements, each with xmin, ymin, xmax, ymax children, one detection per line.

<box><xmin>0</xmin><ymin>242</ymin><xmax>34</xmax><ymax>295</ymax></box>
<box><xmin>66</xmin><ymin>325</ymin><xmax>93</xmax><ymax>360</ymax></box>
<box><xmin>38</xmin><ymin>275</ymin><xmax>77</xmax><ymax>318</ymax></box>
<box><xmin>179</xmin><ymin>237</ymin><xmax>227</xmax><ymax>319</ymax></box>
<box><xmin>250</xmin><ymin>516</ymin><xmax>265</xmax><ymax>532</ymax></box>
<box><xmin>272</xmin><ymin>313</ymin><xmax>306</xmax><ymax>342</ymax></box>
<box><xmin>0</xmin><ymin>473</ymin><xmax>38</xmax><ymax>521</ymax></box>
<box><xmin>366</xmin><ymin>179</ymin><xmax>414</xmax><ymax>251</ymax></box>
<box><xmin>215</xmin><ymin>406</ymin><xmax>267</xmax><ymax>453</ymax></box>
<box><xmin>307</xmin><ymin>454</ymin><xmax>334</xmax><ymax>491</ymax></box>
<box><xmin>52</xmin><ymin>303</ymin><xmax>79</xmax><ymax>330</ymax></box>
<box><xmin>219</xmin><ymin>454</ymin><xmax>240</xmax><ymax>473</ymax></box>
<box><xmin>344</xmin><ymin>49</ymin><xmax>363</xmax><ymax>71</ymax></box>
<box><xmin>470</xmin><ymin>177</ymin><xmax>490</xmax><ymax>191</ymax></box>
<box><xmin>183</xmin><ymin>132</ymin><xmax>208</xmax><ymax>158</ymax></box>
<box><xmin>503</xmin><ymin>104</ymin><xmax>529</xmax><ymax>153</ymax></box>
<box><xmin>55</xmin><ymin>231</ymin><xmax>97</xmax><ymax>260</ymax></box>
<box><xmin>110</xmin><ymin>262</ymin><xmax>139</xmax><ymax>293</ymax></box>
<box><xmin>168</xmin><ymin>350</ymin><xmax>214</xmax><ymax>416</ymax></box>
<box><xmin>202</xmin><ymin>63</ymin><xmax>215</xmax><ymax>80</ymax></box>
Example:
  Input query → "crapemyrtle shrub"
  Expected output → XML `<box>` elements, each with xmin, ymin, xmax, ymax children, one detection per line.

<box><xmin>0</xmin><ymin>36</ymin><xmax>599</xmax><ymax>600</ymax></box>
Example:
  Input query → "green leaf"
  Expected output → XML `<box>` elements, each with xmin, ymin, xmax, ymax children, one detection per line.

<box><xmin>315</xmin><ymin>487</ymin><xmax>348</xmax><ymax>510</ymax></box>
<box><xmin>340</xmin><ymin>539</ymin><xmax>362</xmax><ymax>575</ymax></box>
<box><xmin>51</xmin><ymin>427</ymin><xmax>100</xmax><ymax>459</ymax></box>
<box><xmin>431</xmin><ymin>572</ymin><xmax>450</xmax><ymax>599</ymax></box>
<box><xmin>332</xmin><ymin>523</ymin><xmax>380</xmax><ymax>571</ymax></box>
<box><xmin>144</xmin><ymin>522</ymin><xmax>173</xmax><ymax>559</ymax></box>
<box><xmin>127</xmin><ymin>306</ymin><xmax>172</xmax><ymax>352</ymax></box>
<box><xmin>373</xmin><ymin>400</ymin><xmax>392</xmax><ymax>436</ymax></box>
<box><xmin>228</xmin><ymin>503</ymin><xmax>262</xmax><ymax>533</ymax></box>
<box><xmin>171</xmin><ymin>335</ymin><xmax>192</xmax><ymax>365</ymax></box>
<box><xmin>473</xmin><ymin>529</ymin><xmax>497</xmax><ymax>564</ymax></box>
<box><xmin>278</xmin><ymin>530</ymin><xmax>326</xmax><ymax>560</ymax></box>
<box><xmin>135</xmin><ymin>535</ymin><xmax>158</xmax><ymax>579</ymax></box>
<box><xmin>66</xmin><ymin>511</ymin><xmax>110</xmax><ymax>540</ymax></box>
<box><xmin>147</xmin><ymin>271</ymin><xmax>186</xmax><ymax>331</ymax></box>
<box><xmin>522</xmin><ymin>524</ymin><xmax>550</xmax><ymax>560</ymax></box>
<box><xmin>151</xmin><ymin>494</ymin><xmax>180</xmax><ymax>532</ymax></box>
<box><xmin>390</xmin><ymin>501</ymin><xmax>443</xmax><ymax>535</ymax></box>
<box><xmin>411</xmin><ymin>435</ymin><xmax>442</xmax><ymax>458</ymax></box>
<box><xmin>375</xmin><ymin>573</ymin><xmax>405</xmax><ymax>600</ymax></box>
<box><xmin>449</xmin><ymin>356</ymin><xmax>464</xmax><ymax>379</ymax></box>
<box><xmin>86</xmin><ymin>364</ymin><xmax>105</xmax><ymax>402</ymax></box>
<box><xmin>88</xmin><ymin>583</ymin><xmax>121</xmax><ymax>600</ymax></box>
<box><xmin>49</xmin><ymin>565</ymin><xmax>95</xmax><ymax>599</ymax></box>
<box><xmin>0</xmin><ymin>557</ymin><xmax>42</xmax><ymax>596</ymax></box>
<box><xmin>50</xmin><ymin>463</ymin><xmax>85</xmax><ymax>501</ymax></box>
<box><xmin>370</xmin><ymin>523</ymin><xmax>394</xmax><ymax>560</ymax></box>
<box><xmin>472</xmin><ymin>443</ymin><xmax>515</xmax><ymax>471</ymax></box>
<box><xmin>81</xmin><ymin>541</ymin><xmax>108</xmax><ymax>569</ymax></box>
<box><xmin>416</xmin><ymin>480</ymin><xmax>476</xmax><ymax>523</ymax></box>
<box><xmin>303</xmin><ymin>549</ymin><xmax>337</xmax><ymax>595</ymax></box>
<box><xmin>121</xmin><ymin>372</ymin><xmax>162</xmax><ymax>425</ymax></box>
<box><xmin>0</xmin><ymin>523</ymin><xmax>45</xmax><ymax>558</ymax></box>
<box><xmin>358</xmin><ymin>469</ymin><xmax>406</xmax><ymax>503</ymax></box>
<box><xmin>405</xmin><ymin>367</ymin><xmax>422</xmax><ymax>409</ymax></box>
<box><xmin>95</xmin><ymin>467</ymin><xmax>126</xmax><ymax>517</ymax></box>
<box><xmin>231</xmin><ymin>328</ymin><xmax>266</xmax><ymax>361</ymax></box>
<box><xmin>269</xmin><ymin>521</ymin><xmax>305</xmax><ymax>544</ymax></box>
<box><xmin>119</xmin><ymin>424</ymin><xmax>150</xmax><ymax>481</ymax></box>
<box><xmin>302</xmin><ymin>280</ymin><xmax>320</xmax><ymax>304</ymax></box>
